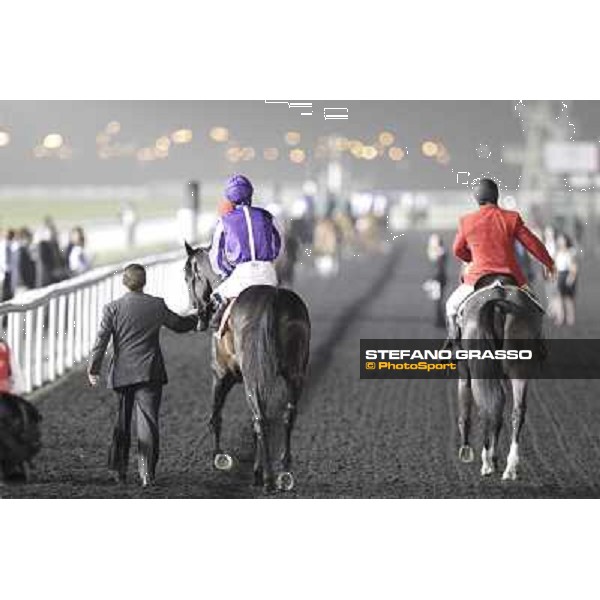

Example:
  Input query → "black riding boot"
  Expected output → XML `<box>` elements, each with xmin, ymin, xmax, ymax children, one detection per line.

<box><xmin>210</xmin><ymin>293</ymin><xmax>227</xmax><ymax>331</ymax></box>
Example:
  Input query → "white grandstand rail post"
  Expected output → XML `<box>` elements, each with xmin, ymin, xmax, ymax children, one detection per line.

<box><xmin>56</xmin><ymin>294</ymin><xmax>67</xmax><ymax>375</ymax></box>
<box><xmin>11</xmin><ymin>312</ymin><xmax>22</xmax><ymax>371</ymax></box>
<box><xmin>24</xmin><ymin>310</ymin><xmax>34</xmax><ymax>393</ymax></box>
<box><xmin>48</xmin><ymin>297</ymin><xmax>57</xmax><ymax>382</ymax></box>
<box><xmin>8</xmin><ymin>311</ymin><xmax>18</xmax><ymax>366</ymax></box>
<box><xmin>75</xmin><ymin>289</ymin><xmax>83</xmax><ymax>362</ymax></box>
<box><xmin>89</xmin><ymin>284</ymin><xmax>98</xmax><ymax>354</ymax></box>
<box><xmin>35</xmin><ymin>305</ymin><xmax>44</xmax><ymax>388</ymax></box>
<box><xmin>66</xmin><ymin>291</ymin><xmax>75</xmax><ymax>368</ymax></box>
<box><xmin>82</xmin><ymin>287</ymin><xmax>91</xmax><ymax>356</ymax></box>
<box><xmin>56</xmin><ymin>294</ymin><xmax>66</xmax><ymax>376</ymax></box>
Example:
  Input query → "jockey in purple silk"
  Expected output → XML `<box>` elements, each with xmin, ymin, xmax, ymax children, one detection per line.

<box><xmin>208</xmin><ymin>174</ymin><xmax>282</xmax><ymax>328</ymax></box>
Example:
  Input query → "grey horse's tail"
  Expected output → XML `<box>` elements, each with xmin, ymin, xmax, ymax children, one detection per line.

<box><xmin>241</xmin><ymin>289</ymin><xmax>279</xmax><ymax>404</ymax></box>
<box><xmin>469</xmin><ymin>299</ymin><xmax>508</xmax><ymax>420</ymax></box>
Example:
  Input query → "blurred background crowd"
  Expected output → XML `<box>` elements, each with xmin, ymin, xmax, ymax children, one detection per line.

<box><xmin>0</xmin><ymin>220</ymin><xmax>90</xmax><ymax>300</ymax></box>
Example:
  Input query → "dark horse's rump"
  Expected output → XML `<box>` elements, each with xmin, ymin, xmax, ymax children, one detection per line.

<box><xmin>0</xmin><ymin>392</ymin><xmax>42</xmax><ymax>482</ymax></box>
<box><xmin>232</xmin><ymin>285</ymin><xmax>310</xmax><ymax>389</ymax></box>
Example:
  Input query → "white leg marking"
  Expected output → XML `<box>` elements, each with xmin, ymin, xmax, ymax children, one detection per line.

<box><xmin>502</xmin><ymin>442</ymin><xmax>519</xmax><ymax>481</ymax></box>
<box><xmin>481</xmin><ymin>447</ymin><xmax>495</xmax><ymax>476</ymax></box>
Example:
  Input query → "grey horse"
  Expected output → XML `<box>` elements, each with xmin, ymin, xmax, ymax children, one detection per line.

<box><xmin>456</xmin><ymin>274</ymin><xmax>546</xmax><ymax>480</ymax></box>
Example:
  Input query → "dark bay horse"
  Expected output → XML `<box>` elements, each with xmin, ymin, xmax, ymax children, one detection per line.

<box><xmin>184</xmin><ymin>243</ymin><xmax>311</xmax><ymax>492</ymax></box>
<box><xmin>456</xmin><ymin>275</ymin><xmax>545</xmax><ymax>480</ymax></box>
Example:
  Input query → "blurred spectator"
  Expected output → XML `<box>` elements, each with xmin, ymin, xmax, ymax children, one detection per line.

<box><xmin>554</xmin><ymin>233</ymin><xmax>578</xmax><ymax>327</ymax></box>
<box><xmin>543</xmin><ymin>226</ymin><xmax>559</xmax><ymax>317</ymax></box>
<box><xmin>120</xmin><ymin>202</ymin><xmax>138</xmax><ymax>249</ymax></box>
<box><xmin>275</xmin><ymin>221</ymin><xmax>300</xmax><ymax>287</ymax></box>
<box><xmin>66</xmin><ymin>226</ymin><xmax>91</xmax><ymax>276</ymax></box>
<box><xmin>425</xmin><ymin>233</ymin><xmax>447</xmax><ymax>328</ymax></box>
<box><xmin>35</xmin><ymin>217</ymin><xmax>68</xmax><ymax>287</ymax></box>
<box><xmin>0</xmin><ymin>229</ymin><xmax>16</xmax><ymax>302</ymax></box>
<box><xmin>13</xmin><ymin>228</ymin><xmax>36</xmax><ymax>295</ymax></box>
<box><xmin>313</xmin><ymin>215</ymin><xmax>341</xmax><ymax>277</ymax></box>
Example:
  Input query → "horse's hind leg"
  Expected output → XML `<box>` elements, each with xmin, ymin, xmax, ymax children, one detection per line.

<box><xmin>209</xmin><ymin>372</ymin><xmax>235</xmax><ymax>470</ymax></box>
<box><xmin>503</xmin><ymin>379</ymin><xmax>528</xmax><ymax>481</ymax></box>
<box><xmin>245</xmin><ymin>386</ymin><xmax>273</xmax><ymax>491</ymax></box>
<box><xmin>277</xmin><ymin>376</ymin><xmax>303</xmax><ymax>491</ymax></box>
<box><xmin>457</xmin><ymin>377</ymin><xmax>474</xmax><ymax>463</ymax></box>
<box><xmin>481</xmin><ymin>394</ymin><xmax>504</xmax><ymax>476</ymax></box>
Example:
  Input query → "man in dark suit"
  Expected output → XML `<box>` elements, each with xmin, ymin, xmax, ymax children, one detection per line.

<box><xmin>88</xmin><ymin>263</ymin><xmax>197</xmax><ymax>487</ymax></box>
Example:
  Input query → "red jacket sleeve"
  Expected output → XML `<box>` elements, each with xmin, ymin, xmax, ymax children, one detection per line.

<box><xmin>514</xmin><ymin>215</ymin><xmax>554</xmax><ymax>269</ymax></box>
<box><xmin>452</xmin><ymin>221</ymin><xmax>472</xmax><ymax>262</ymax></box>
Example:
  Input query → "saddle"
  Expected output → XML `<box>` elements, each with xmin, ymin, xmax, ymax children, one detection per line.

<box><xmin>457</xmin><ymin>275</ymin><xmax>545</xmax><ymax>328</ymax></box>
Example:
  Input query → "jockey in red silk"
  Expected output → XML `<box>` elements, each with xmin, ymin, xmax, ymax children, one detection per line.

<box><xmin>445</xmin><ymin>178</ymin><xmax>556</xmax><ymax>340</ymax></box>
<box><xmin>208</xmin><ymin>174</ymin><xmax>282</xmax><ymax>328</ymax></box>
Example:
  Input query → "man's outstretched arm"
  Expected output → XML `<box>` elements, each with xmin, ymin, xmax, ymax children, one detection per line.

<box><xmin>88</xmin><ymin>303</ymin><xmax>115</xmax><ymax>385</ymax></box>
<box><xmin>515</xmin><ymin>216</ymin><xmax>555</xmax><ymax>271</ymax></box>
<box><xmin>163</xmin><ymin>302</ymin><xmax>199</xmax><ymax>333</ymax></box>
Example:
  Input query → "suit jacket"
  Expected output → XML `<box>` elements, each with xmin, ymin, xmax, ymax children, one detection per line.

<box><xmin>88</xmin><ymin>292</ymin><xmax>197</xmax><ymax>389</ymax></box>
<box><xmin>452</xmin><ymin>205</ymin><xmax>554</xmax><ymax>287</ymax></box>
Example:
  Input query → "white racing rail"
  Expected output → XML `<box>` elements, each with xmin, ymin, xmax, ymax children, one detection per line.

<box><xmin>0</xmin><ymin>249</ymin><xmax>189</xmax><ymax>394</ymax></box>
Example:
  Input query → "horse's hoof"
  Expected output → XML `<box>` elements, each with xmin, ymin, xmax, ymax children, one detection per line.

<box><xmin>276</xmin><ymin>471</ymin><xmax>295</xmax><ymax>492</ymax></box>
<box><xmin>213</xmin><ymin>453</ymin><xmax>234</xmax><ymax>471</ymax></box>
<box><xmin>502</xmin><ymin>468</ymin><xmax>518</xmax><ymax>481</ymax></box>
<box><xmin>458</xmin><ymin>446</ymin><xmax>474</xmax><ymax>463</ymax></box>
<box><xmin>481</xmin><ymin>463</ymin><xmax>495</xmax><ymax>476</ymax></box>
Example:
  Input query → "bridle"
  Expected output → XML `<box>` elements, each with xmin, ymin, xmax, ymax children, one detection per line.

<box><xmin>187</xmin><ymin>255</ymin><xmax>212</xmax><ymax>329</ymax></box>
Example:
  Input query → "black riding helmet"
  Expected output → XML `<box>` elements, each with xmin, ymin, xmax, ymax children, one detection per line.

<box><xmin>472</xmin><ymin>178</ymin><xmax>499</xmax><ymax>205</ymax></box>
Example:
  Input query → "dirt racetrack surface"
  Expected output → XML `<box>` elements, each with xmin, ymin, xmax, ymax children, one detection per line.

<box><xmin>4</xmin><ymin>231</ymin><xmax>600</xmax><ymax>498</ymax></box>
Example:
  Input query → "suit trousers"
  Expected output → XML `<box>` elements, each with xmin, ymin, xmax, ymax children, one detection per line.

<box><xmin>108</xmin><ymin>383</ymin><xmax>162</xmax><ymax>479</ymax></box>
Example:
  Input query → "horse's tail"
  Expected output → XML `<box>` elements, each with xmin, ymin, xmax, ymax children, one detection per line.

<box><xmin>241</xmin><ymin>289</ymin><xmax>279</xmax><ymax>405</ymax></box>
<box><xmin>469</xmin><ymin>298</ymin><xmax>507</xmax><ymax>420</ymax></box>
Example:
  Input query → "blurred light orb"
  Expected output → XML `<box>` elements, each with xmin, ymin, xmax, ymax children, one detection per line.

<box><xmin>378</xmin><ymin>131</ymin><xmax>395</xmax><ymax>147</ymax></box>
<box><xmin>155</xmin><ymin>136</ymin><xmax>171</xmax><ymax>152</ymax></box>
<box><xmin>0</xmin><ymin>130</ymin><xmax>11</xmax><ymax>147</ymax></box>
<box><xmin>334</xmin><ymin>137</ymin><xmax>350</xmax><ymax>151</ymax></box>
<box><xmin>421</xmin><ymin>140</ymin><xmax>439</xmax><ymax>158</ymax></box>
<box><xmin>171</xmin><ymin>129</ymin><xmax>193</xmax><ymax>144</ymax></box>
<box><xmin>210</xmin><ymin>126</ymin><xmax>229</xmax><ymax>143</ymax></box>
<box><xmin>241</xmin><ymin>147</ymin><xmax>255</xmax><ymax>161</ymax></box>
<box><xmin>136</xmin><ymin>147</ymin><xmax>155</xmax><ymax>162</ymax></box>
<box><xmin>436</xmin><ymin>144</ymin><xmax>450</xmax><ymax>165</ymax></box>
<box><xmin>263</xmin><ymin>147</ymin><xmax>279</xmax><ymax>160</ymax></box>
<box><xmin>285</xmin><ymin>131</ymin><xmax>301</xmax><ymax>146</ymax></box>
<box><xmin>105</xmin><ymin>121</ymin><xmax>121</xmax><ymax>135</ymax></box>
<box><xmin>96</xmin><ymin>132</ymin><xmax>110</xmax><ymax>145</ymax></box>
<box><xmin>388</xmin><ymin>146</ymin><xmax>405</xmax><ymax>161</ymax></box>
<box><xmin>226</xmin><ymin>146</ymin><xmax>241</xmax><ymax>163</ymax></box>
<box><xmin>43</xmin><ymin>133</ymin><xmax>63</xmax><ymax>150</ymax></box>
<box><xmin>289</xmin><ymin>148</ymin><xmax>306</xmax><ymax>163</ymax></box>
<box><xmin>361</xmin><ymin>146</ymin><xmax>378</xmax><ymax>160</ymax></box>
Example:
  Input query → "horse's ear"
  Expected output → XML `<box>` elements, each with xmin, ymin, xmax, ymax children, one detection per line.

<box><xmin>184</xmin><ymin>241</ymin><xmax>195</xmax><ymax>257</ymax></box>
